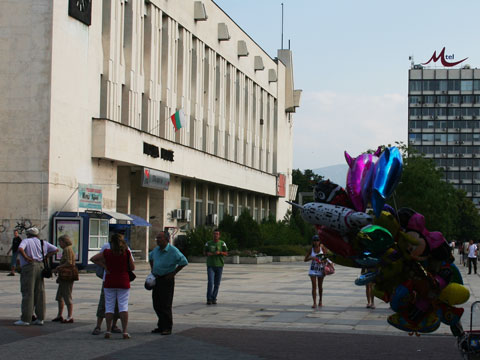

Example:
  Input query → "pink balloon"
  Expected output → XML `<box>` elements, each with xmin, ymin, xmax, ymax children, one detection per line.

<box><xmin>345</xmin><ymin>147</ymin><xmax>381</xmax><ymax>212</ymax></box>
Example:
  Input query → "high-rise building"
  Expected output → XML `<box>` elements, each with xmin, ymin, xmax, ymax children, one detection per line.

<box><xmin>0</xmin><ymin>0</ymin><xmax>301</xmax><ymax>262</ymax></box>
<box><xmin>408</xmin><ymin>60</ymin><xmax>480</xmax><ymax>208</ymax></box>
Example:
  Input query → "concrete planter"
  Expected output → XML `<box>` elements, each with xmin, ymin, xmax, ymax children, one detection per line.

<box><xmin>188</xmin><ymin>255</ymin><xmax>273</xmax><ymax>264</ymax></box>
<box><xmin>272</xmin><ymin>255</ymin><xmax>304</xmax><ymax>262</ymax></box>
<box><xmin>239</xmin><ymin>256</ymin><xmax>273</xmax><ymax>264</ymax></box>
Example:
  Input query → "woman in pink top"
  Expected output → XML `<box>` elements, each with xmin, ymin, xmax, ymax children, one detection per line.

<box><xmin>91</xmin><ymin>233</ymin><xmax>134</xmax><ymax>339</ymax></box>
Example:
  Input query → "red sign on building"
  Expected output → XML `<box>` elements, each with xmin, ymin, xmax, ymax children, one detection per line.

<box><xmin>276</xmin><ymin>174</ymin><xmax>286</xmax><ymax>197</ymax></box>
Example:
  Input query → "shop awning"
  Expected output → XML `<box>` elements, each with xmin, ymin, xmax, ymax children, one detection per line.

<box><xmin>102</xmin><ymin>210</ymin><xmax>133</xmax><ymax>221</ymax></box>
<box><xmin>127</xmin><ymin>214</ymin><xmax>152</xmax><ymax>227</ymax></box>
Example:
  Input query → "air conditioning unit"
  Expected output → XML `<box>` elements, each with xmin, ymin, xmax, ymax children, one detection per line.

<box><xmin>206</xmin><ymin>214</ymin><xmax>218</xmax><ymax>226</ymax></box>
<box><xmin>171</xmin><ymin>209</ymin><xmax>183</xmax><ymax>219</ymax></box>
<box><xmin>430</xmin><ymin>115</ymin><xmax>434</xmax><ymax>119</ymax></box>
<box><xmin>460</xmin><ymin>116</ymin><xmax>464</xmax><ymax>119</ymax></box>
<box><xmin>467</xmin><ymin>167</ymin><xmax>472</xmax><ymax>170</ymax></box>
<box><xmin>442</xmin><ymin>128</ymin><xmax>447</xmax><ymax>131</ymax></box>
<box><xmin>456</xmin><ymin>116</ymin><xmax>460</xmax><ymax>119</ymax></box>
<box><xmin>455</xmin><ymin>141</ymin><xmax>459</xmax><ymax>144</ymax></box>
<box><xmin>457</xmin><ymin>128</ymin><xmax>461</xmax><ymax>131</ymax></box>
<box><xmin>442</xmin><ymin>153</ymin><xmax>447</xmax><ymax>157</ymax></box>
<box><xmin>446</xmin><ymin>166</ymin><xmax>450</xmax><ymax>170</ymax></box>
<box><xmin>185</xmin><ymin>209</ymin><xmax>192</xmax><ymax>222</ymax></box>
<box><xmin>473</xmin><ymin>116</ymin><xmax>477</xmax><ymax>119</ymax></box>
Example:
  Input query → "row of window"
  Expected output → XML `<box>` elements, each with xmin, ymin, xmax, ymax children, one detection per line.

<box><xmin>409</xmin><ymin>133</ymin><xmax>480</xmax><ymax>142</ymax></box>
<box><xmin>409</xmin><ymin>95</ymin><xmax>480</xmax><ymax>105</ymax></box>
<box><xmin>410</xmin><ymin>79</ymin><xmax>480</xmax><ymax>92</ymax></box>
<box><xmin>409</xmin><ymin>107</ymin><xmax>480</xmax><ymax>117</ymax></box>
<box><xmin>434</xmin><ymin>158</ymin><xmax>480</xmax><ymax>167</ymax></box>
<box><xmin>410</xmin><ymin>145</ymin><xmax>480</xmax><ymax>154</ymax></box>
<box><xmin>409</xmin><ymin>120</ymin><xmax>480</xmax><ymax>129</ymax></box>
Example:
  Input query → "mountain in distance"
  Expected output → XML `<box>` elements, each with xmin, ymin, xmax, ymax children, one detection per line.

<box><xmin>312</xmin><ymin>164</ymin><xmax>348</xmax><ymax>188</ymax></box>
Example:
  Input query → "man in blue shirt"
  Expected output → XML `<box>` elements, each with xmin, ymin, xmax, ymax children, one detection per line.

<box><xmin>149</xmin><ymin>231</ymin><xmax>188</xmax><ymax>335</ymax></box>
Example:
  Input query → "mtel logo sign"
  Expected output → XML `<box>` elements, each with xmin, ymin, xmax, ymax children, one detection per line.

<box><xmin>422</xmin><ymin>47</ymin><xmax>468</xmax><ymax>67</ymax></box>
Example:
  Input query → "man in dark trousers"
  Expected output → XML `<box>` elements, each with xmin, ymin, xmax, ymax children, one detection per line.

<box><xmin>149</xmin><ymin>231</ymin><xmax>188</xmax><ymax>335</ymax></box>
<box><xmin>6</xmin><ymin>230</ymin><xmax>22</xmax><ymax>276</ymax></box>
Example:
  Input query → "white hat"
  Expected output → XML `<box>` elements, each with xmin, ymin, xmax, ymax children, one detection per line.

<box><xmin>26</xmin><ymin>227</ymin><xmax>39</xmax><ymax>236</ymax></box>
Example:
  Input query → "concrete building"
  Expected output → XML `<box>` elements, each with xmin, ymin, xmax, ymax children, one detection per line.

<box><xmin>0</xmin><ymin>0</ymin><xmax>300</xmax><ymax>261</ymax></box>
<box><xmin>408</xmin><ymin>61</ymin><xmax>480</xmax><ymax>208</ymax></box>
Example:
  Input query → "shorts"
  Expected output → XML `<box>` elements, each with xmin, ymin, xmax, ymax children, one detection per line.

<box><xmin>56</xmin><ymin>280</ymin><xmax>73</xmax><ymax>305</ymax></box>
<box><xmin>104</xmin><ymin>288</ymin><xmax>130</xmax><ymax>313</ymax></box>
<box><xmin>10</xmin><ymin>251</ymin><xmax>18</xmax><ymax>267</ymax></box>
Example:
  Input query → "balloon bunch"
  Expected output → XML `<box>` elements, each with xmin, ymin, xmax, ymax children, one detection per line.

<box><xmin>290</xmin><ymin>146</ymin><xmax>469</xmax><ymax>337</ymax></box>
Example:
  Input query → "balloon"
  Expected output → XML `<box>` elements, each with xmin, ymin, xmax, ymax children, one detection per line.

<box><xmin>438</xmin><ymin>283</ymin><xmax>470</xmax><ymax>306</ymax></box>
<box><xmin>313</xmin><ymin>179</ymin><xmax>353</xmax><ymax>208</ymax></box>
<box><xmin>289</xmin><ymin>202</ymin><xmax>372</xmax><ymax>234</ymax></box>
<box><xmin>356</xmin><ymin>225</ymin><xmax>394</xmax><ymax>256</ymax></box>
<box><xmin>371</xmin><ymin>147</ymin><xmax>403</xmax><ymax>217</ymax></box>
<box><xmin>387</xmin><ymin>312</ymin><xmax>440</xmax><ymax>334</ymax></box>
<box><xmin>344</xmin><ymin>147</ymin><xmax>381</xmax><ymax>212</ymax></box>
<box><xmin>316</xmin><ymin>225</ymin><xmax>357</xmax><ymax>258</ymax></box>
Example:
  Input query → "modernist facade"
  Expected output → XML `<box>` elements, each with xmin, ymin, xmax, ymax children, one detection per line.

<box><xmin>408</xmin><ymin>65</ymin><xmax>480</xmax><ymax>207</ymax></box>
<box><xmin>0</xmin><ymin>0</ymin><xmax>300</xmax><ymax>261</ymax></box>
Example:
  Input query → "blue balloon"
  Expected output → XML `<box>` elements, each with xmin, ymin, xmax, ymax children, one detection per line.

<box><xmin>371</xmin><ymin>147</ymin><xmax>403</xmax><ymax>217</ymax></box>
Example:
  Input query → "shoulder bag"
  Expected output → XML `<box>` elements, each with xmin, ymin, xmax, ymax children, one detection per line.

<box><xmin>40</xmin><ymin>240</ymin><xmax>53</xmax><ymax>279</ymax></box>
<box><xmin>58</xmin><ymin>265</ymin><xmax>79</xmax><ymax>282</ymax></box>
<box><xmin>324</xmin><ymin>261</ymin><xmax>335</xmax><ymax>276</ymax></box>
<box><xmin>127</xmin><ymin>251</ymin><xmax>136</xmax><ymax>282</ymax></box>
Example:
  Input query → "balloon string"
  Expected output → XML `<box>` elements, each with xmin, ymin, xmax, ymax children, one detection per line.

<box><xmin>392</xmin><ymin>191</ymin><xmax>400</xmax><ymax>222</ymax></box>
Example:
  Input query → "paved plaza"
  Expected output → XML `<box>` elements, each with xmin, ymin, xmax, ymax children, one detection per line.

<box><xmin>0</xmin><ymin>255</ymin><xmax>478</xmax><ymax>359</ymax></box>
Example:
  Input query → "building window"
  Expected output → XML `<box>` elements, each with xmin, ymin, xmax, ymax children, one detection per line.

<box><xmin>89</xmin><ymin>219</ymin><xmax>109</xmax><ymax>250</ymax></box>
<box><xmin>228</xmin><ymin>204</ymin><xmax>234</xmax><ymax>216</ymax></box>
<box><xmin>461</xmin><ymin>80</ymin><xmax>473</xmax><ymax>92</ymax></box>
<box><xmin>409</xmin><ymin>80</ymin><xmax>422</xmax><ymax>92</ymax></box>
<box><xmin>448</xmin><ymin>80</ymin><xmax>460</xmax><ymax>91</ymax></box>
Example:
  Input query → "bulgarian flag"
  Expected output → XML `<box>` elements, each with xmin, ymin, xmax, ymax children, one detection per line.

<box><xmin>170</xmin><ymin>109</ymin><xmax>185</xmax><ymax>131</ymax></box>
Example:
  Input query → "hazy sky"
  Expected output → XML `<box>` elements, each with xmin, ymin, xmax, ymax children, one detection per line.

<box><xmin>214</xmin><ymin>0</ymin><xmax>480</xmax><ymax>169</ymax></box>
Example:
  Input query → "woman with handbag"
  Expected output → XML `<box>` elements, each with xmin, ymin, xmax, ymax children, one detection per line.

<box><xmin>90</xmin><ymin>233</ymin><xmax>135</xmax><ymax>339</ymax></box>
<box><xmin>52</xmin><ymin>235</ymin><xmax>77</xmax><ymax>323</ymax></box>
<box><xmin>304</xmin><ymin>235</ymin><xmax>328</xmax><ymax>308</ymax></box>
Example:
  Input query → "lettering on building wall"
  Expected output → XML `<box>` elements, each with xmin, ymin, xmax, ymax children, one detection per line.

<box><xmin>143</xmin><ymin>142</ymin><xmax>159</xmax><ymax>158</ymax></box>
<box><xmin>161</xmin><ymin>148</ymin><xmax>174</xmax><ymax>162</ymax></box>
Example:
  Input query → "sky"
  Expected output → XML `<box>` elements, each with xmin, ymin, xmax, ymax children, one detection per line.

<box><xmin>214</xmin><ymin>0</ymin><xmax>480</xmax><ymax>169</ymax></box>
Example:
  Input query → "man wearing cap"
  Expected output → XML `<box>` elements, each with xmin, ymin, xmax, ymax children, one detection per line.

<box><xmin>149</xmin><ymin>231</ymin><xmax>188</xmax><ymax>335</ymax></box>
<box><xmin>15</xmin><ymin>227</ymin><xmax>58</xmax><ymax>326</ymax></box>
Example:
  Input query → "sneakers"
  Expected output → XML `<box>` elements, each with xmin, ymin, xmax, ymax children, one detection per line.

<box><xmin>206</xmin><ymin>300</ymin><xmax>212</xmax><ymax>305</ymax></box>
<box><xmin>14</xmin><ymin>320</ymin><xmax>30</xmax><ymax>326</ymax></box>
<box><xmin>62</xmin><ymin>318</ymin><xmax>74</xmax><ymax>324</ymax></box>
<box><xmin>32</xmin><ymin>319</ymin><xmax>44</xmax><ymax>325</ymax></box>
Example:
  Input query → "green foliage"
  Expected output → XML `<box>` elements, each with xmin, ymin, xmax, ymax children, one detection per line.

<box><xmin>185</xmin><ymin>226</ymin><xmax>212</xmax><ymax>256</ymax></box>
<box><xmin>292</xmin><ymin>169</ymin><xmax>323</xmax><ymax>200</ymax></box>
<box><xmin>232</xmin><ymin>210</ymin><xmax>262</xmax><ymax>249</ymax></box>
<box><xmin>390</xmin><ymin>147</ymin><xmax>480</xmax><ymax>241</ymax></box>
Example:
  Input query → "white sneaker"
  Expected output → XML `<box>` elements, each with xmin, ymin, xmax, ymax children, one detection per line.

<box><xmin>32</xmin><ymin>319</ymin><xmax>44</xmax><ymax>325</ymax></box>
<box><xmin>14</xmin><ymin>320</ymin><xmax>30</xmax><ymax>326</ymax></box>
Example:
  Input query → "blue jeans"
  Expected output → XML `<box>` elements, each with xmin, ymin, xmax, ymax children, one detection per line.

<box><xmin>207</xmin><ymin>266</ymin><xmax>223</xmax><ymax>301</ymax></box>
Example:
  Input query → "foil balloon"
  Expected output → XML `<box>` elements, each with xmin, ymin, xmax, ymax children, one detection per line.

<box><xmin>344</xmin><ymin>147</ymin><xmax>381</xmax><ymax>212</ymax></box>
<box><xmin>315</xmin><ymin>225</ymin><xmax>357</xmax><ymax>258</ymax></box>
<box><xmin>371</xmin><ymin>146</ymin><xmax>403</xmax><ymax>217</ymax></box>
<box><xmin>288</xmin><ymin>202</ymin><xmax>373</xmax><ymax>234</ymax></box>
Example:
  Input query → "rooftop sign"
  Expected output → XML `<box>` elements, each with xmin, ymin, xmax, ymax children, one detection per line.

<box><xmin>422</xmin><ymin>47</ymin><xmax>468</xmax><ymax>67</ymax></box>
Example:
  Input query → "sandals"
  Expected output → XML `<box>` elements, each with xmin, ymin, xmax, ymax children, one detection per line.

<box><xmin>112</xmin><ymin>326</ymin><xmax>122</xmax><ymax>333</ymax></box>
<box><xmin>52</xmin><ymin>316</ymin><xmax>63</xmax><ymax>322</ymax></box>
<box><xmin>104</xmin><ymin>332</ymin><xmax>111</xmax><ymax>339</ymax></box>
<box><xmin>92</xmin><ymin>327</ymin><xmax>101</xmax><ymax>335</ymax></box>
<box><xmin>62</xmin><ymin>318</ymin><xmax>74</xmax><ymax>323</ymax></box>
<box><xmin>123</xmin><ymin>333</ymin><xmax>131</xmax><ymax>339</ymax></box>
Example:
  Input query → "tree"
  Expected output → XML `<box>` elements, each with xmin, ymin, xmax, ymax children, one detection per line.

<box><xmin>390</xmin><ymin>149</ymin><xmax>480</xmax><ymax>241</ymax></box>
<box><xmin>292</xmin><ymin>169</ymin><xmax>323</xmax><ymax>194</ymax></box>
